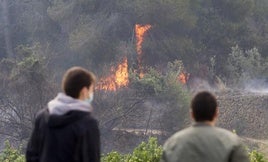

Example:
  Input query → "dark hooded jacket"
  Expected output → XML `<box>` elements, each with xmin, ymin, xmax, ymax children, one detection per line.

<box><xmin>26</xmin><ymin>93</ymin><xmax>100</xmax><ymax>162</ymax></box>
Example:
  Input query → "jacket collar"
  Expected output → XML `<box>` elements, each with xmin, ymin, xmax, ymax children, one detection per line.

<box><xmin>48</xmin><ymin>93</ymin><xmax>92</xmax><ymax>115</ymax></box>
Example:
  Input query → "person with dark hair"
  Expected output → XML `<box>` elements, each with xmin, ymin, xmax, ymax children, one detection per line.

<box><xmin>161</xmin><ymin>91</ymin><xmax>249</xmax><ymax>162</ymax></box>
<box><xmin>26</xmin><ymin>67</ymin><xmax>100</xmax><ymax>162</ymax></box>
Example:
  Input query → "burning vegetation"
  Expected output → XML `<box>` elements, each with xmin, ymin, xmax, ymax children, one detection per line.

<box><xmin>96</xmin><ymin>24</ymin><xmax>188</xmax><ymax>91</ymax></box>
<box><xmin>96</xmin><ymin>57</ymin><xmax>129</xmax><ymax>91</ymax></box>
<box><xmin>178</xmin><ymin>72</ymin><xmax>189</xmax><ymax>85</ymax></box>
<box><xmin>96</xmin><ymin>24</ymin><xmax>152</xmax><ymax>91</ymax></box>
<box><xmin>135</xmin><ymin>24</ymin><xmax>152</xmax><ymax>78</ymax></box>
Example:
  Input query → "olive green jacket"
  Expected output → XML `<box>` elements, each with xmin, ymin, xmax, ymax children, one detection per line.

<box><xmin>161</xmin><ymin>123</ymin><xmax>249</xmax><ymax>162</ymax></box>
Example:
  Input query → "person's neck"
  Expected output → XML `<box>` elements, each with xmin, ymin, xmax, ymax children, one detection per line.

<box><xmin>195</xmin><ymin>120</ymin><xmax>216</xmax><ymax>126</ymax></box>
<box><xmin>203</xmin><ymin>120</ymin><xmax>215</xmax><ymax>126</ymax></box>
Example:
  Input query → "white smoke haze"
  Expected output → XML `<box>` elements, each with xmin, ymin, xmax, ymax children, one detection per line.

<box><xmin>243</xmin><ymin>79</ymin><xmax>268</xmax><ymax>94</ymax></box>
<box><xmin>188</xmin><ymin>76</ymin><xmax>268</xmax><ymax>95</ymax></box>
<box><xmin>188</xmin><ymin>77</ymin><xmax>218</xmax><ymax>93</ymax></box>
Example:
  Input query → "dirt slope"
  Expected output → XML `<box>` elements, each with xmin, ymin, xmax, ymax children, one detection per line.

<box><xmin>216</xmin><ymin>91</ymin><xmax>268</xmax><ymax>139</ymax></box>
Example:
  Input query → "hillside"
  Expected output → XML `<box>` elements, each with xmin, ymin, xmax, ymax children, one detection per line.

<box><xmin>100</xmin><ymin>89</ymin><xmax>268</xmax><ymax>154</ymax></box>
<box><xmin>217</xmin><ymin>90</ymin><xmax>268</xmax><ymax>139</ymax></box>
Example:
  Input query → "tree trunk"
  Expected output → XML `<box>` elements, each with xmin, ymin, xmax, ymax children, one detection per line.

<box><xmin>1</xmin><ymin>0</ymin><xmax>13</xmax><ymax>58</ymax></box>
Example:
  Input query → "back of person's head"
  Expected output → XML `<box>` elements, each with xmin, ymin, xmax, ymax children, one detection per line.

<box><xmin>62</xmin><ymin>67</ymin><xmax>96</xmax><ymax>99</ymax></box>
<box><xmin>191</xmin><ymin>91</ymin><xmax>218</xmax><ymax>122</ymax></box>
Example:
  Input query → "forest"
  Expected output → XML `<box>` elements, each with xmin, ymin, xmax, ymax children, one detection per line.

<box><xmin>0</xmin><ymin>0</ymin><xmax>268</xmax><ymax>160</ymax></box>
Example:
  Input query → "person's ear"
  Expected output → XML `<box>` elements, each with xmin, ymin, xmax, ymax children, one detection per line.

<box><xmin>190</xmin><ymin>110</ymin><xmax>195</xmax><ymax>120</ymax></box>
<box><xmin>89</xmin><ymin>84</ymin><xmax>94</xmax><ymax>94</ymax></box>
<box><xmin>214</xmin><ymin>107</ymin><xmax>219</xmax><ymax>119</ymax></box>
<box><xmin>79</xmin><ymin>87</ymin><xmax>88</xmax><ymax>100</ymax></box>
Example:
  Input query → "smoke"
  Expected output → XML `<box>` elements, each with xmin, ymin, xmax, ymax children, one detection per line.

<box><xmin>244</xmin><ymin>79</ymin><xmax>268</xmax><ymax>94</ymax></box>
<box><xmin>188</xmin><ymin>77</ymin><xmax>217</xmax><ymax>93</ymax></box>
<box><xmin>188</xmin><ymin>76</ymin><xmax>268</xmax><ymax>95</ymax></box>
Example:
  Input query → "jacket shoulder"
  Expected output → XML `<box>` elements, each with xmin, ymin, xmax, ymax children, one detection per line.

<box><xmin>214</xmin><ymin>127</ymin><xmax>240</xmax><ymax>142</ymax></box>
<box><xmin>163</xmin><ymin>127</ymin><xmax>192</xmax><ymax>149</ymax></box>
<box><xmin>71</xmin><ymin>111</ymin><xmax>99</xmax><ymax>128</ymax></box>
<box><xmin>79</xmin><ymin>113</ymin><xmax>98</xmax><ymax>126</ymax></box>
<box><xmin>36</xmin><ymin>107</ymin><xmax>49</xmax><ymax>116</ymax></box>
<box><xmin>34</xmin><ymin>108</ymin><xmax>49</xmax><ymax>123</ymax></box>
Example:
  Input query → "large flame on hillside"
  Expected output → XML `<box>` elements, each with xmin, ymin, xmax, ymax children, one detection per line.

<box><xmin>96</xmin><ymin>24</ymin><xmax>151</xmax><ymax>91</ymax></box>
<box><xmin>135</xmin><ymin>24</ymin><xmax>152</xmax><ymax>78</ymax></box>
<box><xmin>96</xmin><ymin>57</ymin><xmax>129</xmax><ymax>91</ymax></box>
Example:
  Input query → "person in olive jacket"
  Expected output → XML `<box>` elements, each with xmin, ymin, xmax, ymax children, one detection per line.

<box><xmin>161</xmin><ymin>91</ymin><xmax>250</xmax><ymax>162</ymax></box>
<box><xmin>26</xmin><ymin>67</ymin><xmax>100</xmax><ymax>162</ymax></box>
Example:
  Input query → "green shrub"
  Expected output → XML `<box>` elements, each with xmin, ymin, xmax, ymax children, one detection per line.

<box><xmin>102</xmin><ymin>151</ymin><xmax>126</xmax><ymax>162</ymax></box>
<box><xmin>129</xmin><ymin>67</ymin><xmax>164</xmax><ymax>95</ymax></box>
<box><xmin>1</xmin><ymin>138</ymin><xmax>267</xmax><ymax>162</ymax></box>
<box><xmin>226</xmin><ymin>45</ymin><xmax>268</xmax><ymax>86</ymax></box>
<box><xmin>128</xmin><ymin>137</ymin><xmax>163</xmax><ymax>162</ymax></box>
<box><xmin>249</xmin><ymin>150</ymin><xmax>268</xmax><ymax>162</ymax></box>
<box><xmin>101</xmin><ymin>137</ymin><xmax>162</xmax><ymax>162</ymax></box>
<box><xmin>101</xmin><ymin>137</ymin><xmax>268</xmax><ymax>162</ymax></box>
<box><xmin>129</xmin><ymin>60</ymin><xmax>190</xmax><ymax>109</ymax></box>
<box><xmin>163</xmin><ymin>60</ymin><xmax>190</xmax><ymax>105</ymax></box>
<box><xmin>0</xmin><ymin>141</ymin><xmax>25</xmax><ymax>162</ymax></box>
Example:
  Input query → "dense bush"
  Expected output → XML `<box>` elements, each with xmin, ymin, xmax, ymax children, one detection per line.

<box><xmin>226</xmin><ymin>46</ymin><xmax>268</xmax><ymax>86</ymax></box>
<box><xmin>0</xmin><ymin>141</ymin><xmax>25</xmax><ymax>162</ymax></box>
<box><xmin>129</xmin><ymin>60</ymin><xmax>190</xmax><ymax>105</ymax></box>
<box><xmin>102</xmin><ymin>137</ymin><xmax>162</xmax><ymax>162</ymax></box>
<box><xmin>1</xmin><ymin>138</ymin><xmax>267</xmax><ymax>162</ymax></box>
<box><xmin>129</xmin><ymin>67</ymin><xmax>164</xmax><ymax>96</ymax></box>
<box><xmin>129</xmin><ymin>60</ymin><xmax>191</xmax><ymax>132</ymax></box>
<box><xmin>249</xmin><ymin>150</ymin><xmax>268</xmax><ymax>162</ymax></box>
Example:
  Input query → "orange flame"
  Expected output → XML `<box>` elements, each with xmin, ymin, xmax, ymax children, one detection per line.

<box><xmin>135</xmin><ymin>24</ymin><xmax>152</xmax><ymax>78</ymax></box>
<box><xmin>178</xmin><ymin>72</ymin><xmax>189</xmax><ymax>84</ymax></box>
<box><xmin>96</xmin><ymin>57</ymin><xmax>129</xmax><ymax>91</ymax></box>
<box><xmin>115</xmin><ymin>58</ymin><xmax>129</xmax><ymax>87</ymax></box>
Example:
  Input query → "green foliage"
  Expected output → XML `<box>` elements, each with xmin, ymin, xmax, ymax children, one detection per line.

<box><xmin>164</xmin><ymin>60</ymin><xmax>190</xmax><ymax>104</ymax></box>
<box><xmin>102</xmin><ymin>151</ymin><xmax>125</xmax><ymax>162</ymax></box>
<box><xmin>5</xmin><ymin>43</ymin><xmax>50</xmax><ymax>83</ymax></box>
<box><xmin>44</xmin><ymin>0</ymin><xmax>268</xmax><ymax>81</ymax></box>
<box><xmin>226</xmin><ymin>45</ymin><xmax>268</xmax><ymax>85</ymax></box>
<box><xmin>0</xmin><ymin>43</ymin><xmax>55</xmax><ymax>144</ymax></box>
<box><xmin>190</xmin><ymin>0</ymin><xmax>255</xmax><ymax>75</ymax></box>
<box><xmin>129</xmin><ymin>60</ymin><xmax>190</xmax><ymax>132</ymax></box>
<box><xmin>130</xmin><ymin>67</ymin><xmax>164</xmax><ymax>95</ymax></box>
<box><xmin>117</xmin><ymin>0</ymin><xmax>197</xmax><ymax>27</ymax></box>
<box><xmin>15</xmin><ymin>44</ymin><xmax>42</xmax><ymax>66</ymax></box>
<box><xmin>129</xmin><ymin>137</ymin><xmax>162</xmax><ymax>162</ymax></box>
<box><xmin>0</xmin><ymin>141</ymin><xmax>25</xmax><ymax>162</ymax></box>
<box><xmin>215</xmin><ymin>0</ymin><xmax>254</xmax><ymax>22</ymax></box>
<box><xmin>1</xmin><ymin>138</ymin><xmax>267</xmax><ymax>162</ymax></box>
<box><xmin>249</xmin><ymin>150</ymin><xmax>268</xmax><ymax>162</ymax></box>
<box><xmin>47</xmin><ymin>0</ymin><xmax>76</xmax><ymax>22</ymax></box>
<box><xmin>3</xmin><ymin>0</ymin><xmax>268</xmax><ymax>80</ymax></box>
<box><xmin>130</xmin><ymin>60</ymin><xmax>189</xmax><ymax>101</ymax></box>
<box><xmin>102</xmin><ymin>137</ymin><xmax>162</xmax><ymax>162</ymax></box>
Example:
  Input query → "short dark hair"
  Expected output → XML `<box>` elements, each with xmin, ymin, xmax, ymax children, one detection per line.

<box><xmin>62</xmin><ymin>67</ymin><xmax>96</xmax><ymax>98</ymax></box>
<box><xmin>191</xmin><ymin>91</ymin><xmax>217</xmax><ymax>122</ymax></box>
